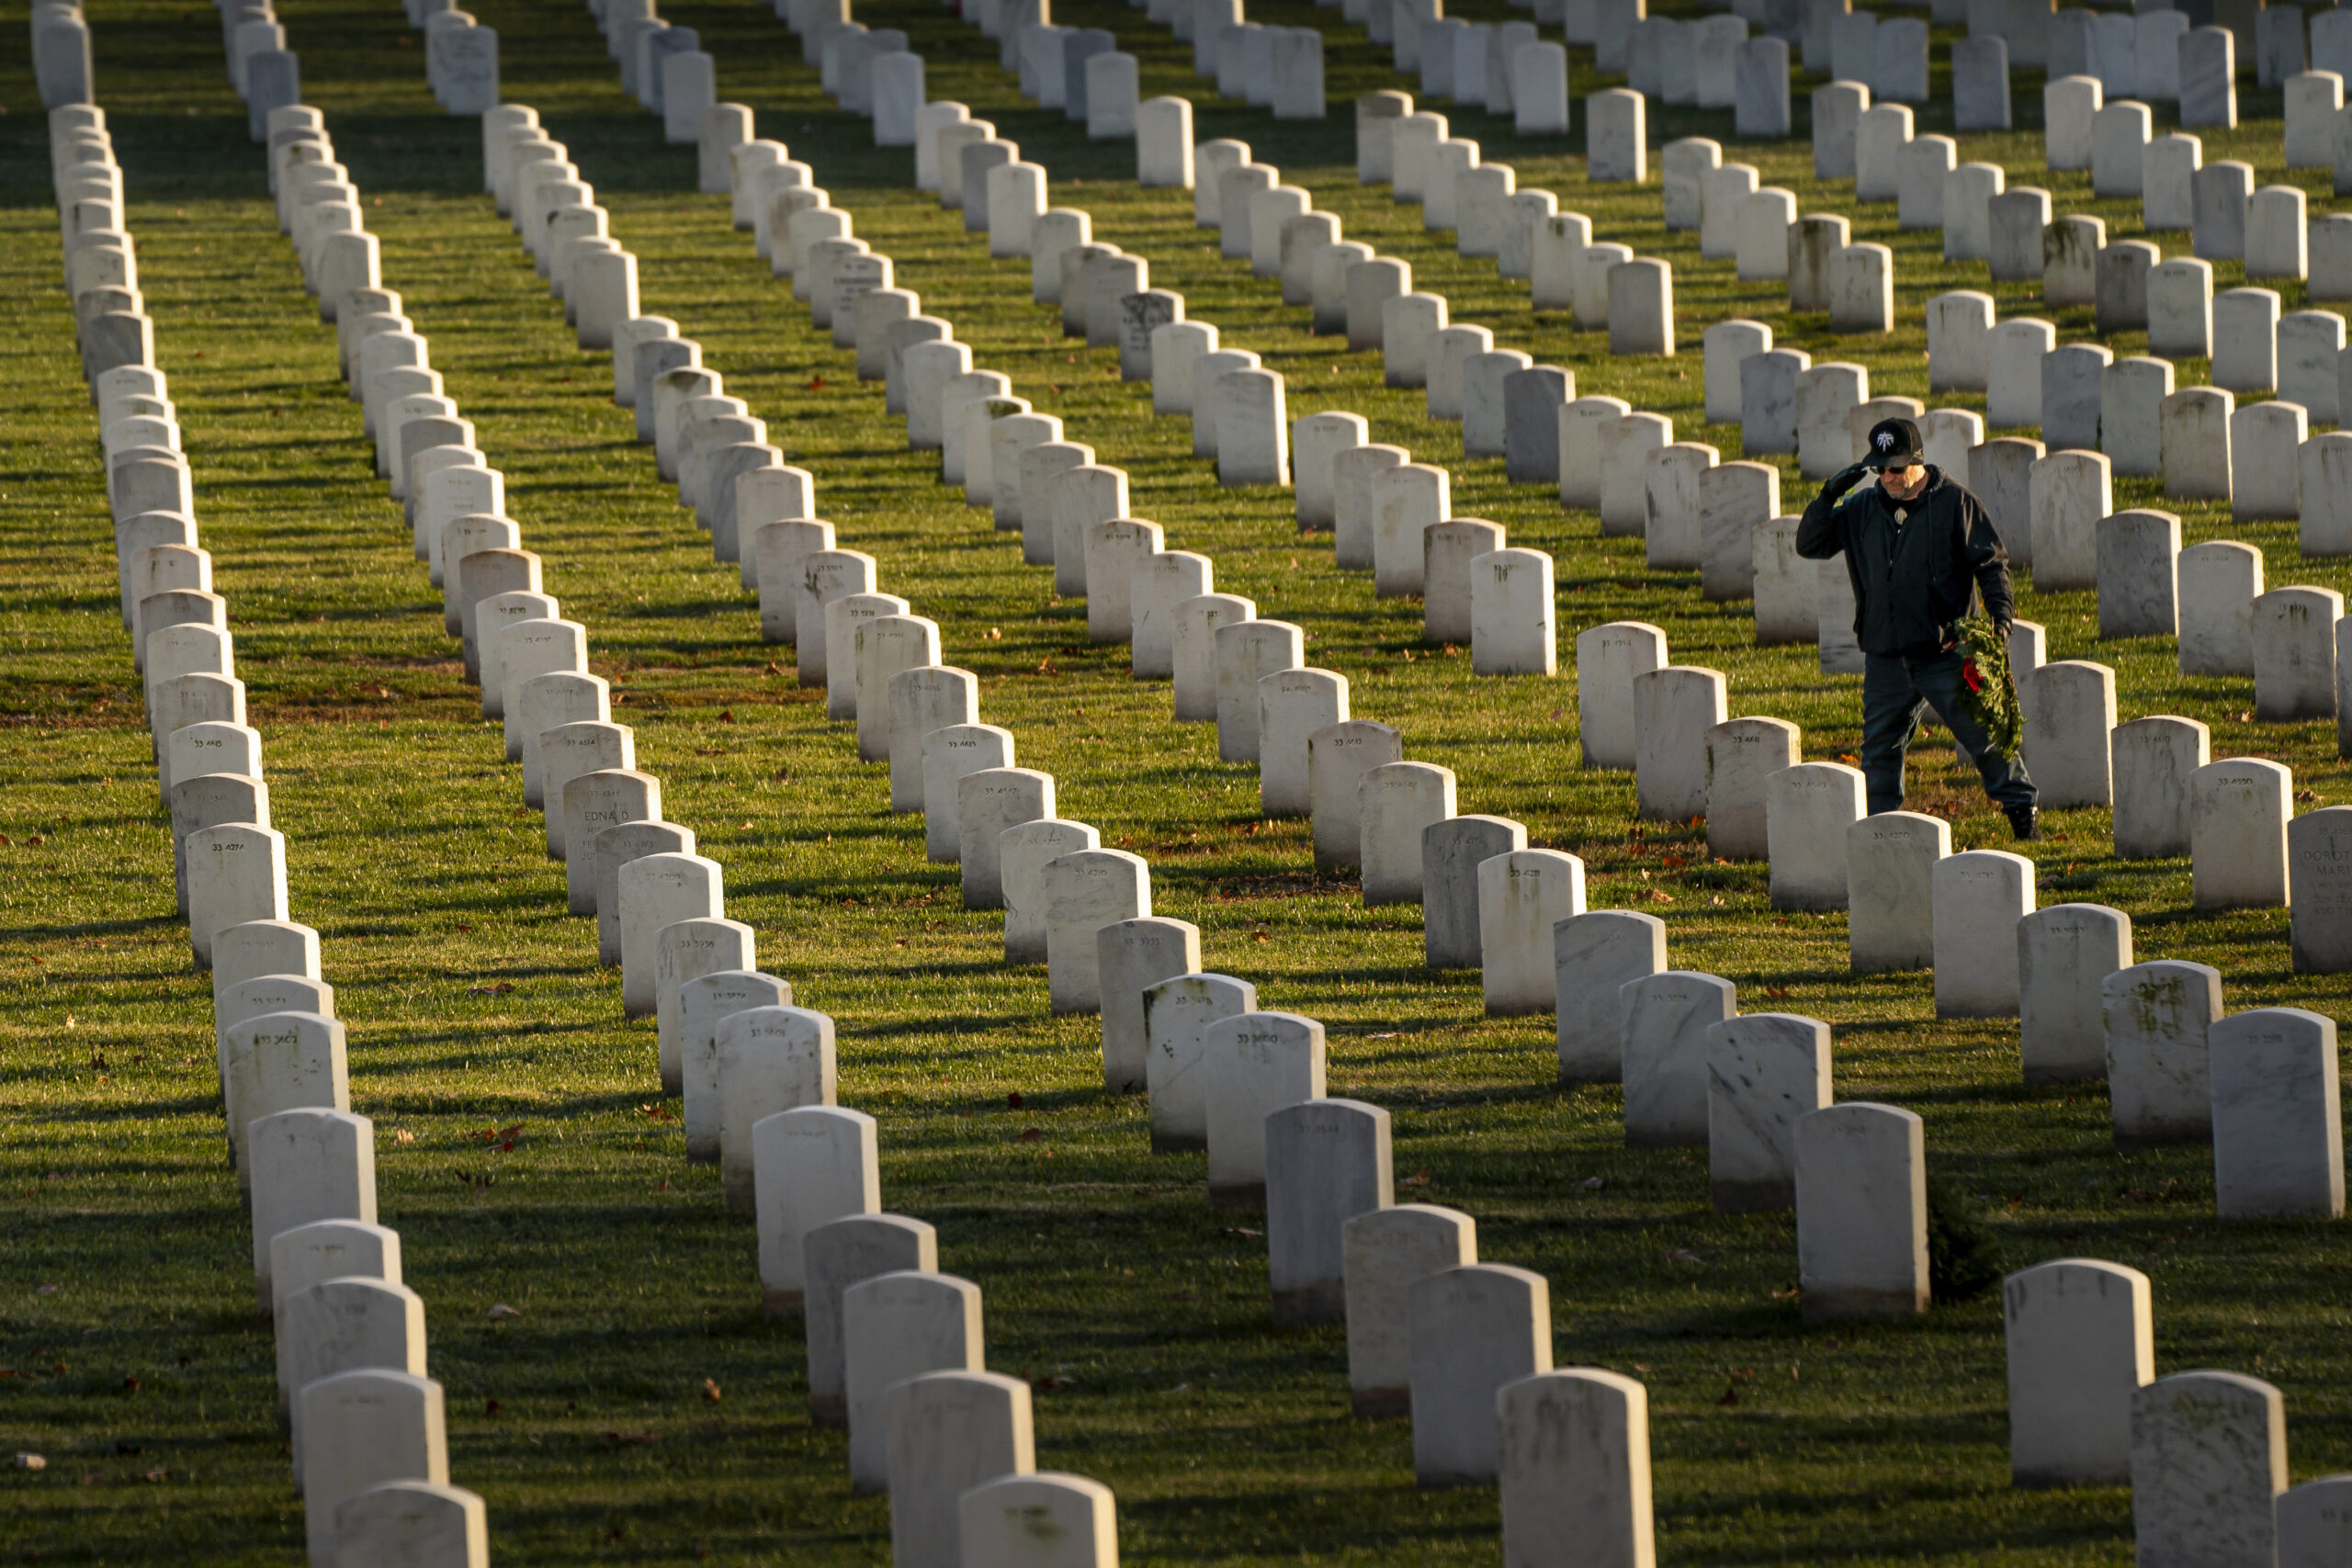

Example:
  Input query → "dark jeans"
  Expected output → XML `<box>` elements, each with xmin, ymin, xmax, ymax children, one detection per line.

<box><xmin>1861</xmin><ymin>649</ymin><xmax>2039</xmax><ymax>817</ymax></box>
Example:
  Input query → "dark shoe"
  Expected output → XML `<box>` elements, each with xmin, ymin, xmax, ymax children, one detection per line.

<box><xmin>2007</xmin><ymin>806</ymin><xmax>2039</xmax><ymax>841</ymax></box>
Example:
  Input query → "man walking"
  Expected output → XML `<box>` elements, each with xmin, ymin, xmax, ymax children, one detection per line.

<box><xmin>1796</xmin><ymin>417</ymin><xmax>2041</xmax><ymax>840</ymax></box>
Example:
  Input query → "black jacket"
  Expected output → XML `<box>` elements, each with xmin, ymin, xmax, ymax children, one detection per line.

<box><xmin>1794</xmin><ymin>465</ymin><xmax>2015</xmax><ymax>658</ymax></box>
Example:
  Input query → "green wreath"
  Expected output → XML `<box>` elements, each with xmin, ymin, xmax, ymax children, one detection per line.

<box><xmin>1953</xmin><ymin>615</ymin><xmax>2023</xmax><ymax>761</ymax></box>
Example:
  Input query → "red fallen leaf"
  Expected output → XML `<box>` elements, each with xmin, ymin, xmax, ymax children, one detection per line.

<box><xmin>1017</xmin><ymin>1127</ymin><xmax>1043</xmax><ymax>1142</ymax></box>
<box><xmin>485</xmin><ymin>1398</ymin><xmax>503</xmax><ymax>1415</ymax></box>
<box><xmin>1006</xmin><ymin>1092</ymin><xmax>1024</xmax><ymax>1109</ymax></box>
<box><xmin>141</xmin><ymin>1468</ymin><xmax>167</xmax><ymax>1483</ymax></box>
<box><xmin>1030</xmin><ymin>1374</ymin><xmax>1078</xmax><ymax>1392</ymax></box>
<box><xmin>454</xmin><ymin>923</ymin><xmax>475</xmax><ymax>933</ymax></box>
<box><xmin>1401</xmin><ymin>1168</ymin><xmax>1431</xmax><ymax>1187</ymax></box>
<box><xmin>1716</xmin><ymin>1385</ymin><xmax>1742</xmax><ymax>1406</ymax></box>
<box><xmin>807</xmin><ymin>376</ymin><xmax>826</xmax><ymax>390</ymax></box>
<box><xmin>1660</xmin><ymin>854</ymin><xmax>1686</xmax><ymax>869</ymax></box>
<box><xmin>702</xmin><ymin>1378</ymin><xmax>722</xmax><ymax>1404</ymax></box>
<box><xmin>718</xmin><ymin>710</ymin><xmax>735</xmax><ymax>723</ymax></box>
<box><xmin>1764</xmin><ymin>985</ymin><xmax>1792</xmax><ymax>999</ymax></box>
<box><xmin>122</xmin><ymin>1377</ymin><xmax>141</xmax><ymax>1391</ymax></box>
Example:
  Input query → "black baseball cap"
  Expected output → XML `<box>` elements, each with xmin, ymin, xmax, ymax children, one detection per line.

<box><xmin>1863</xmin><ymin>417</ymin><xmax>1923</xmax><ymax>470</ymax></box>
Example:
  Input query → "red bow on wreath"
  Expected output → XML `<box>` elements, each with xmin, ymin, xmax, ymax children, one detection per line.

<box><xmin>1962</xmin><ymin>657</ymin><xmax>1984</xmax><ymax>694</ymax></box>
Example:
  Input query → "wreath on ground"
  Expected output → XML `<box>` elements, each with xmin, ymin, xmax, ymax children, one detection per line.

<box><xmin>1953</xmin><ymin>615</ymin><xmax>2023</xmax><ymax>761</ymax></box>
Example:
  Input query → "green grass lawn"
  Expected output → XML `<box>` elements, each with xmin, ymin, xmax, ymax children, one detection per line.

<box><xmin>3</xmin><ymin>0</ymin><xmax>2348</xmax><ymax>1559</ymax></box>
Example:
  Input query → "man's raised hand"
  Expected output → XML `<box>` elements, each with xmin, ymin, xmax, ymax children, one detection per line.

<box><xmin>1822</xmin><ymin>462</ymin><xmax>1871</xmax><ymax>502</ymax></box>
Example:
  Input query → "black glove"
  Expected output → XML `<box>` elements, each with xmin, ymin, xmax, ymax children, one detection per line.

<box><xmin>1822</xmin><ymin>462</ymin><xmax>1871</xmax><ymax>502</ymax></box>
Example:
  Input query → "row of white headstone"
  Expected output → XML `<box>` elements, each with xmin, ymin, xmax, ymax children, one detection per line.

<box><xmin>494</xmin><ymin>37</ymin><xmax>1134</xmax><ymax>1557</ymax></box>
<box><xmin>327</xmin><ymin>84</ymin><xmax>1114</xmax><ymax>1566</ymax></box>
<box><xmin>57</xmin><ymin>91</ymin><xmax>491</xmax><ymax>1568</ymax></box>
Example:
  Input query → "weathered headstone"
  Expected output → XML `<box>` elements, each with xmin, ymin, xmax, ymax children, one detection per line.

<box><xmin>842</xmin><ymin>1270</ymin><xmax>985</xmax><ymax>1494</ymax></box>
<box><xmin>1477</xmin><ymin>849</ymin><xmax>1587</xmax><ymax>1015</ymax></box>
<box><xmin>248</xmin><ymin>1108</ymin><xmax>376</xmax><ymax>1309</ymax></box>
<box><xmin>2251</xmin><ymin>585</ymin><xmax>2342</xmax><ymax>716</ymax></box>
<box><xmin>1706</xmin><ymin>1012</ymin><xmax>1832</xmax><ymax>1212</ymax></box>
<box><xmin>2211</xmin><ymin>1007</ymin><xmax>2344</xmax><ymax>1217</ymax></box>
<box><xmin>299</xmin><ymin>1371</ymin><xmax>447</xmax><ymax>1565</ymax></box>
<box><xmin>1266</xmin><ymin>1099</ymin><xmax>1393</xmax><ymax>1325</ymax></box>
<box><xmin>1342</xmin><ymin>1204</ymin><xmax>1475</xmax><ymax>1416</ymax></box>
<box><xmin>2003</xmin><ymin>1259</ymin><xmax>2154</xmax><ymax>1484</ymax></box>
<box><xmin>1202</xmin><ymin>1011</ymin><xmax>1327</xmax><ymax>1207</ymax></box>
<box><xmin>1553</xmin><ymin>910</ymin><xmax>1664</xmax><ymax>1083</ymax></box>
<box><xmin>1765</xmin><ymin>761</ymin><xmax>1865</xmax><ymax>909</ymax></box>
<box><xmin>2131</xmin><ymin>1371</ymin><xmax>2288</xmax><ymax>1562</ymax></box>
<box><xmin>1408</xmin><ymin>1264</ymin><xmax>1553</xmax><ymax>1486</ymax></box>
<box><xmin>1632</xmin><ymin>666</ymin><xmax>1727</xmax><ymax>820</ymax></box>
<box><xmin>1000</xmin><ymin>818</ymin><xmax>1100</xmax><ymax>962</ymax></box>
<box><xmin>1423</xmin><ymin>815</ymin><xmax>1528</xmax><ymax>968</ymax></box>
<box><xmin>1794</xmin><ymin>1103</ymin><xmax>1927</xmax><ymax>1321</ymax></box>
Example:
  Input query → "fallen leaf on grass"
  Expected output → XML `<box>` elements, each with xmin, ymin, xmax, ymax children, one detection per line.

<box><xmin>488</xmin><ymin>1303</ymin><xmax>521</xmax><ymax>1320</ymax></box>
<box><xmin>1716</xmin><ymin>1385</ymin><xmax>1740</xmax><ymax>1406</ymax></box>
<box><xmin>1401</xmin><ymin>1168</ymin><xmax>1431</xmax><ymax>1187</ymax></box>
<box><xmin>466</xmin><ymin>982</ymin><xmax>514</xmax><ymax>997</ymax></box>
<box><xmin>1030</xmin><ymin>1375</ymin><xmax>1078</xmax><ymax>1393</ymax></box>
<box><xmin>141</xmin><ymin>1468</ymin><xmax>166</xmax><ymax>1483</ymax></box>
<box><xmin>702</xmin><ymin>1379</ymin><xmax>722</xmax><ymax>1404</ymax></box>
<box><xmin>1223</xmin><ymin>1226</ymin><xmax>1263</xmax><ymax>1238</ymax></box>
<box><xmin>1771</xmin><ymin>1286</ymin><xmax>1801</xmax><ymax>1302</ymax></box>
<box><xmin>484</xmin><ymin>1398</ymin><xmax>502</xmax><ymax>1415</ymax></box>
<box><xmin>604</xmin><ymin>1431</ymin><xmax>661</xmax><ymax>1445</ymax></box>
<box><xmin>1577</xmin><ymin>1177</ymin><xmax>1604</xmax><ymax>1191</ymax></box>
<box><xmin>1762</xmin><ymin>985</ymin><xmax>1792</xmax><ymax>1000</ymax></box>
<box><xmin>1007</xmin><ymin>1091</ymin><xmax>1025</xmax><ymax>1109</ymax></box>
<box><xmin>1662</xmin><ymin>1248</ymin><xmax>1703</xmax><ymax>1266</ymax></box>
